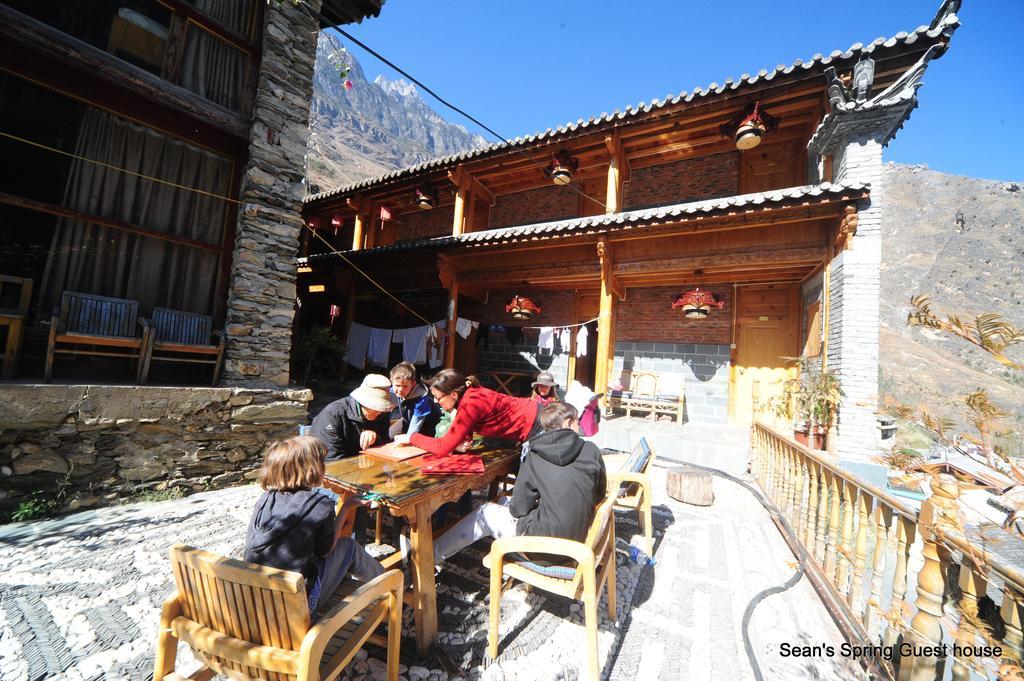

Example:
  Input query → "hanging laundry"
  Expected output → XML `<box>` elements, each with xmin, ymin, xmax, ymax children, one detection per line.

<box><xmin>537</xmin><ymin>326</ymin><xmax>554</xmax><ymax>354</ymax></box>
<box><xmin>504</xmin><ymin>326</ymin><xmax>523</xmax><ymax>346</ymax></box>
<box><xmin>344</xmin><ymin>322</ymin><xmax>372</xmax><ymax>369</ymax></box>
<box><xmin>426</xmin><ymin>320</ymin><xmax>446</xmax><ymax>368</ymax></box>
<box><xmin>456</xmin><ymin>317</ymin><xmax>479</xmax><ymax>339</ymax></box>
<box><xmin>395</xmin><ymin>325</ymin><xmax>429</xmax><ymax>365</ymax></box>
<box><xmin>575</xmin><ymin>324</ymin><xmax>589</xmax><ymax>357</ymax></box>
<box><xmin>475</xmin><ymin>324</ymin><xmax>490</xmax><ymax>349</ymax></box>
<box><xmin>558</xmin><ymin>327</ymin><xmax>572</xmax><ymax>352</ymax></box>
<box><xmin>367</xmin><ymin>327</ymin><xmax>393</xmax><ymax>367</ymax></box>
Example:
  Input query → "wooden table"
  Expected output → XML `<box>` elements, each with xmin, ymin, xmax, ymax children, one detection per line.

<box><xmin>324</xmin><ymin>447</ymin><xmax>520</xmax><ymax>654</ymax></box>
<box><xmin>489</xmin><ymin>370</ymin><xmax>531</xmax><ymax>395</ymax></box>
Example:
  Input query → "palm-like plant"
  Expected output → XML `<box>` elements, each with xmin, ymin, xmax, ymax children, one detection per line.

<box><xmin>770</xmin><ymin>356</ymin><xmax>845</xmax><ymax>446</ymax></box>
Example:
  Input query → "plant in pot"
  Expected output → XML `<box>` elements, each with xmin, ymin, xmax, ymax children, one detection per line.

<box><xmin>770</xmin><ymin>356</ymin><xmax>844</xmax><ymax>450</ymax></box>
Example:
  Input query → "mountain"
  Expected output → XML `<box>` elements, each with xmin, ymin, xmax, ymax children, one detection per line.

<box><xmin>880</xmin><ymin>163</ymin><xmax>1024</xmax><ymax>431</ymax></box>
<box><xmin>305</xmin><ymin>35</ymin><xmax>488</xmax><ymax>194</ymax></box>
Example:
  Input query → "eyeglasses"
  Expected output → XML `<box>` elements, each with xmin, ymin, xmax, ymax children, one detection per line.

<box><xmin>432</xmin><ymin>391</ymin><xmax>454</xmax><ymax>405</ymax></box>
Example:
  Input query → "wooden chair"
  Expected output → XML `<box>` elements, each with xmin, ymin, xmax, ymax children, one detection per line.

<box><xmin>484</xmin><ymin>492</ymin><xmax>618</xmax><ymax>681</ymax></box>
<box><xmin>141</xmin><ymin>307</ymin><xmax>225</xmax><ymax>385</ymax></box>
<box><xmin>603</xmin><ymin>437</ymin><xmax>655</xmax><ymax>555</ymax></box>
<box><xmin>155</xmin><ymin>544</ymin><xmax>404</xmax><ymax>681</ymax></box>
<box><xmin>0</xmin><ymin>275</ymin><xmax>32</xmax><ymax>378</ymax></box>
<box><xmin>622</xmin><ymin>370</ymin><xmax>685</xmax><ymax>423</ymax></box>
<box><xmin>45</xmin><ymin>291</ymin><xmax>150</xmax><ymax>383</ymax></box>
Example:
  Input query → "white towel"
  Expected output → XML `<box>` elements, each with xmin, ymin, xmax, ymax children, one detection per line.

<box><xmin>558</xmin><ymin>327</ymin><xmax>572</xmax><ymax>351</ymax></box>
<box><xmin>367</xmin><ymin>327</ymin><xmax>393</xmax><ymax>367</ymax></box>
<box><xmin>344</xmin><ymin>322</ymin><xmax>371</xmax><ymax>369</ymax></box>
<box><xmin>427</xmin><ymin>320</ymin><xmax>446</xmax><ymax>368</ymax></box>
<box><xmin>395</xmin><ymin>325</ymin><xmax>429</xmax><ymax>364</ymax></box>
<box><xmin>456</xmin><ymin>317</ymin><xmax>478</xmax><ymax>340</ymax></box>
<box><xmin>576</xmin><ymin>325</ymin><xmax>589</xmax><ymax>357</ymax></box>
<box><xmin>538</xmin><ymin>326</ymin><xmax>554</xmax><ymax>354</ymax></box>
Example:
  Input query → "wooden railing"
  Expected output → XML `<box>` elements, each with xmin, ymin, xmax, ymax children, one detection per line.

<box><xmin>751</xmin><ymin>420</ymin><xmax>1024</xmax><ymax>681</ymax></box>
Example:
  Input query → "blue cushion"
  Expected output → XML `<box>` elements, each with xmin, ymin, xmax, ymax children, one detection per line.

<box><xmin>510</xmin><ymin>553</ymin><xmax>577</xmax><ymax>579</ymax></box>
<box><xmin>655</xmin><ymin>394</ymin><xmax>681</xmax><ymax>402</ymax></box>
<box><xmin>608</xmin><ymin>390</ymin><xmax>633</xmax><ymax>398</ymax></box>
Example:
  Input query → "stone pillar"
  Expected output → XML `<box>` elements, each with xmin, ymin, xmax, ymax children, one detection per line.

<box><xmin>828</xmin><ymin>135</ymin><xmax>883</xmax><ymax>457</ymax></box>
<box><xmin>222</xmin><ymin>1</ymin><xmax>324</xmax><ymax>387</ymax></box>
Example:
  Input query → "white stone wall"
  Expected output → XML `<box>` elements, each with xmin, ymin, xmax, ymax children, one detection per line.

<box><xmin>829</xmin><ymin>136</ymin><xmax>883</xmax><ymax>457</ymax></box>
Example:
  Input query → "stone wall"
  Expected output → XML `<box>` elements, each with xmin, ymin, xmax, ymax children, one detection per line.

<box><xmin>222</xmin><ymin>0</ymin><xmax>324</xmax><ymax>387</ymax></box>
<box><xmin>612</xmin><ymin>342</ymin><xmax>731</xmax><ymax>424</ymax></box>
<box><xmin>0</xmin><ymin>385</ymin><xmax>312</xmax><ymax>518</ymax></box>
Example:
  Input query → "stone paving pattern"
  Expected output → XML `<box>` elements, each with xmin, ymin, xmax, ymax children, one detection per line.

<box><xmin>0</xmin><ymin>423</ymin><xmax>867</xmax><ymax>680</ymax></box>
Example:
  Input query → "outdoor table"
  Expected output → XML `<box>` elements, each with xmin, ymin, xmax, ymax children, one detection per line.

<box><xmin>323</xmin><ymin>446</ymin><xmax>520</xmax><ymax>654</ymax></box>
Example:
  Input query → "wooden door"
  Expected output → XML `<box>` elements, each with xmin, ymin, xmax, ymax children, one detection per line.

<box><xmin>729</xmin><ymin>285</ymin><xmax>799</xmax><ymax>424</ymax></box>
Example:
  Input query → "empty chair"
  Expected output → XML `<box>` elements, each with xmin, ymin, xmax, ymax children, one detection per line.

<box><xmin>140</xmin><ymin>307</ymin><xmax>225</xmax><ymax>385</ymax></box>
<box><xmin>45</xmin><ymin>291</ymin><xmax>149</xmax><ymax>383</ymax></box>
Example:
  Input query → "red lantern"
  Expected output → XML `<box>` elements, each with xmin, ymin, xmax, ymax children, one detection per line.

<box><xmin>544</xmin><ymin>151</ymin><xmax>579</xmax><ymax>186</ymax></box>
<box><xmin>671</xmin><ymin>288</ymin><xmax>725</xmax><ymax>319</ymax></box>
<box><xmin>719</xmin><ymin>101</ymin><xmax>780</xmax><ymax>150</ymax></box>
<box><xmin>506</xmin><ymin>295</ymin><xmax>542</xmax><ymax>320</ymax></box>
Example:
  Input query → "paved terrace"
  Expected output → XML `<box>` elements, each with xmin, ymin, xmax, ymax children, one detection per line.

<box><xmin>0</xmin><ymin>418</ymin><xmax>865</xmax><ymax>681</ymax></box>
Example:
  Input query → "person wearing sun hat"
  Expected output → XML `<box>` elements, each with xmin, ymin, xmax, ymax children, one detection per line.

<box><xmin>530</xmin><ymin>371</ymin><xmax>559</xmax><ymax>407</ymax></box>
<box><xmin>310</xmin><ymin>374</ymin><xmax>395</xmax><ymax>462</ymax></box>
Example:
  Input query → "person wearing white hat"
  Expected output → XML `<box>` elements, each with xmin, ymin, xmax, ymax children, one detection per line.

<box><xmin>310</xmin><ymin>374</ymin><xmax>395</xmax><ymax>462</ymax></box>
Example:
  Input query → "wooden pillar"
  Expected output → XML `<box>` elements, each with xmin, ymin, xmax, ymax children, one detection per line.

<box><xmin>595</xmin><ymin>238</ymin><xmax>615</xmax><ymax>400</ymax></box>
<box><xmin>566</xmin><ymin>291</ymin><xmax>578</xmax><ymax>386</ymax></box>
<box><xmin>450</xmin><ymin>167</ymin><xmax>469</xmax><ymax>237</ymax></box>
<box><xmin>604</xmin><ymin>133</ymin><xmax>623</xmax><ymax>214</ymax></box>
<box><xmin>445</xmin><ymin>276</ymin><xmax>458</xmax><ymax>368</ymax></box>
<box><xmin>340</xmin><ymin>284</ymin><xmax>356</xmax><ymax>379</ymax></box>
<box><xmin>352</xmin><ymin>212</ymin><xmax>365</xmax><ymax>251</ymax></box>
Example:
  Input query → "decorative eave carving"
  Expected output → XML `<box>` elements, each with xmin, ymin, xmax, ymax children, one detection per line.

<box><xmin>836</xmin><ymin>205</ymin><xmax>859</xmax><ymax>251</ymax></box>
<box><xmin>808</xmin><ymin>12</ymin><xmax>959</xmax><ymax>164</ymax></box>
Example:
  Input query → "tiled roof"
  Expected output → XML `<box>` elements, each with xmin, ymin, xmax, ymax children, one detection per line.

<box><xmin>305</xmin><ymin>182</ymin><xmax>868</xmax><ymax>261</ymax></box>
<box><xmin>304</xmin><ymin>13</ymin><xmax>956</xmax><ymax>206</ymax></box>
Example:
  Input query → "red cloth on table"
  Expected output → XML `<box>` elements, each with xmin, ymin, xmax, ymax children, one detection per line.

<box><xmin>409</xmin><ymin>385</ymin><xmax>539</xmax><ymax>456</ymax></box>
<box><xmin>419</xmin><ymin>453</ymin><xmax>485</xmax><ymax>475</ymax></box>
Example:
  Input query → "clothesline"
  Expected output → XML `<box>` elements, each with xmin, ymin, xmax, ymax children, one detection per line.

<box><xmin>515</xmin><ymin>316</ymin><xmax>601</xmax><ymax>330</ymax></box>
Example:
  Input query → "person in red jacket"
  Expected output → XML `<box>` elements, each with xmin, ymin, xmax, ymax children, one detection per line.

<box><xmin>393</xmin><ymin>369</ymin><xmax>541</xmax><ymax>455</ymax></box>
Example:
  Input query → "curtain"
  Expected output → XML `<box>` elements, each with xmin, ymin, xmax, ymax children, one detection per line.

<box><xmin>177</xmin><ymin>0</ymin><xmax>249</xmax><ymax>111</ymax></box>
<box><xmin>39</xmin><ymin>108</ymin><xmax>232</xmax><ymax>320</ymax></box>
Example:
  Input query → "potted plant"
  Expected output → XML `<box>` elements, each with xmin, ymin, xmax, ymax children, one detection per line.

<box><xmin>770</xmin><ymin>357</ymin><xmax>844</xmax><ymax>450</ymax></box>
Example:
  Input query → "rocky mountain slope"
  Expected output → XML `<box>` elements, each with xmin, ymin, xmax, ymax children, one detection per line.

<box><xmin>880</xmin><ymin>163</ymin><xmax>1024</xmax><ymax>431</ymax></box>
<box><xmin>305</xmin><ymin>35</ymin><xmax>488</xmax><ymax>194</ymax></box>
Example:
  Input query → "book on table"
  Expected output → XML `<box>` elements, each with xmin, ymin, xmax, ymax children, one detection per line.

<box><xmin>361</xmin><ymin>441</ymin><xmax>428</xmax><ymax>461</ymax></box>
<box><xmin>419</xmin><ymin>453</ymin><xmax>485</xmax><ymax>475</ymax></box>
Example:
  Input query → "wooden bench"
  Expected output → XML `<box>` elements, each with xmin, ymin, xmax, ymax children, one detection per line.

<box><xmin>140</xmin><ymin>307</ymin><xmax>225</xmax><ymax>385</ymax></box>
<box><xmin>45</xmin><ymin>291</ymin><xmax>150</xmax><ymax>383</ymax></box>
<box><xmin>0</xmin><ymin>275</ymin><xmax>32</xmax><ymax>378</ymax></box>
<box><xmin>155</xmin><ymin>544</ymin><xmax>404</xmax><ymax>681</ymax></box>
<box><xmin>621</xmin><ymin>370</ymin><xmax>685</xmax><ymax>423</ymax></box>
<box><xmin>484</xmin><ymin>492</ymin><xmax>618</xmax><ymax>681</ymax></box>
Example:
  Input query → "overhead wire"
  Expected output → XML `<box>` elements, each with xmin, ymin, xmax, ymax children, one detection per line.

<box><xmin>296</xmin><ymin>0</ymin><xmax>612</xmax><ymax>213</ymax></box>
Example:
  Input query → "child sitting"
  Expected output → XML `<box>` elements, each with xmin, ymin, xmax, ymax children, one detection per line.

<box><xmin>388</xmin><ymin>361</ymin><xmax>441</xmax><ymax>437</ymax></box>
<box><xmin>244</xmin><ymin>436</ymin><xmax>384</xmax><ymax>615</ymax></box>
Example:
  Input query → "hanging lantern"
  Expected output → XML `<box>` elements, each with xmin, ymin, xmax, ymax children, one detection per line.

<box><xmin>719</xmin><ymin>101</ymin><xmax>780</xmax><ymax>151</ymax></box>
<box><xmin>330</xmin><ymin>215</ymin><xmax>342</xmax><ymax>235</ymax></box>
<box><xmin>506</xmin><ymin>295</ymin><xmax>542</xmax><ymax>320</ymax></box>
<box><xmin>544</xmin><ymin>150</ymin><xmax>579</xmax><ymax>186</ymax></box>
<box><xmin>671</xmin><ymin>288</ymin><xmax>725</xmax><ymax>319</ymax></box>
<box><xmin>415</xmin><ymin>184</ymin><xmax>438</xmax><ymax>210</ymax></box>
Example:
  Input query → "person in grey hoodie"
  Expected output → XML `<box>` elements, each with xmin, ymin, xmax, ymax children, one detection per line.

<box><xmin>432</xmin><ymin>401</ymin><xmax>607</xmax><ymax>565</ymax></box>
<box><xmin>244</xmin><ymin>436</ymin><xmax>383</xmax><ymax>616</ymax></box>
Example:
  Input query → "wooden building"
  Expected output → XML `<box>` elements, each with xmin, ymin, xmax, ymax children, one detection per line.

<box><xmin>0</xmin><ymin>0</ymin><xmax>381</xmax><ymax>387</ymax></box>
<box><xmin>301</xmin><ymin>2</ymin><xmax>961</xmax><ymax>457</ymax></box>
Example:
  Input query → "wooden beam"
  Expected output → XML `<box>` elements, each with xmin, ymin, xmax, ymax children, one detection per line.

<box><xmin>469</xmin><ymin>176</ymin><xmax>495</xmax><ymax>206</ymax></box>
<box><xmin>349</xmin><ymin>197</ymin><xmax>366</xmax><ymax>251</ymax></box>
<box><xmin>0</xmin><ymin>4</ymin><xmax>250</xmax><ymax>139</ymax></box>
<box><xmin>0</xmin><ymin>191</ymin><xmax>222</xmax><ymax>253</ymax></box>
<box><xmin>604</xmin><ymin>132</ymin><xmax>623</xmax><ymax>215</ymax></box>
<box><xmin>445</xmin><ymin>274</ymin><xmax>458</xmax><ymax>368</ymax></box>
<box><xmin>449</xmin><ymin>166</ymin><xmax>469</xmax><ymax>236</ymax></box>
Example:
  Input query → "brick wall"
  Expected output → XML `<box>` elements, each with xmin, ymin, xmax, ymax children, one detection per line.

<box><xmin>612</xmin><ymin>342</ymin><xmax>730</xmax><ymax>424</ymax></box>
<box><xmin>613</xmin><ymin>285</ymin><xmax>732</xmax><ymax>344</ymax></box>
<box><xmin>623</xmin><ymin>152</ymin><xmax>739</xmax><ymax>210</ymax></box>
<box><xmin>829</xmin><ymin>135</ymin><xmax>883</xmax><ymax>457</ymax></box>
<box><xmin>396</xmin><ymin>204</ymin><xmax>454</xmax><ymax>241</ymax></box>
<box><xmin>490</xmin><ymin>184</ymin><xmax>578</xmax><ymax>229</ymax></box>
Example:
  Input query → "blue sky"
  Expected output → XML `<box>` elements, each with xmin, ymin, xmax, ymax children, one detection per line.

<box><xmin>335</xmin><ymin>1</ymin><xmax>1022</xmax><ymax>182</ymax></box>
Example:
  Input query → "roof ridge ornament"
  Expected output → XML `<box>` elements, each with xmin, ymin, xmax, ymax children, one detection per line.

<box><xmin>928</xmin><ymin>0</ymin><xmax>961</xmax><ymax>31</ymax></box>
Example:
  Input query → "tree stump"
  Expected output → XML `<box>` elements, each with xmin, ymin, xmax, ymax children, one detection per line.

<box><xmin>667</xmin><ymin>467</ymin><xmax>714</xmax><ymax>506</ymax></box>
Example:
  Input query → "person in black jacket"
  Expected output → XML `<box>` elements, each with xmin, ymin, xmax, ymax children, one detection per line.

<box><xmin>244</xmin><ymin>436</ymin><xmax>383</xmax><ymax>616</ymax></box>
<box><xmin>431</xmin><ymin>401</ymin><xmax>607</xmax><ymax>565</ymax></box>
<box><xmin>310</xmin><ymin>374</ymin><xmax>394</xmax><ymax>461</ymax></box>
